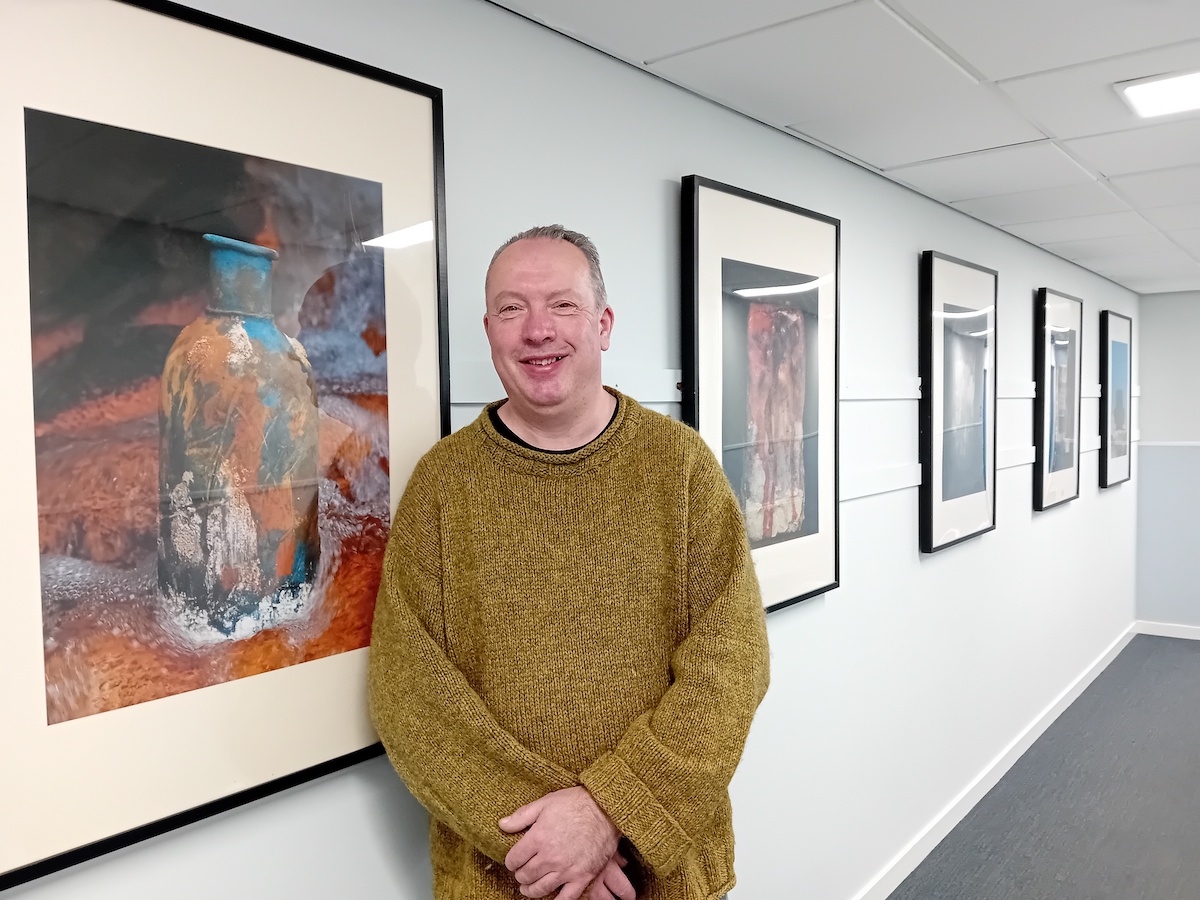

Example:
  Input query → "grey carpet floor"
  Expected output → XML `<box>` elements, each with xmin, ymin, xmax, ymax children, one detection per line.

<box><xmin>888</xmin><ymin>635</ymin><xmax>1200</xmax><ymax>900</ymax></box>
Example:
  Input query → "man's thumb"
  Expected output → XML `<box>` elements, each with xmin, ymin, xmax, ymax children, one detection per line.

<box><xmin>498</xmin><ymin>799</ymin><xmax>540</xmax><ymax>833</ymax></box>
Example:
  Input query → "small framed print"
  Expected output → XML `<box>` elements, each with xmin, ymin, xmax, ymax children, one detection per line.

<box><xmin>681</xmin><ymin>175</ymin><xmax>839</xmax><ymax>611</ymax></box>
<box><xmin>1033</xmin><ymin>289</ymin><xmax>1084</xmax><ymax>510</ymax></box>
<box><xmin>1099</xmin><ymin>311</ymin><xmax>1133</xmax><ymax>488</ymax></box>
<box><xmin>918</xmin><ymin>252</ymin><xmax>998</xmax><ymax>553</ymax></box>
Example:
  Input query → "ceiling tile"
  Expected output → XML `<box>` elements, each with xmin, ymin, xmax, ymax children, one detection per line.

<box><xmin>649</xmin><ymin>1</ymin><xmax>979</xmax><ymax>126</ymax></box>
<box><xmin>951</xmin><ymin>182</ymin><xmax>1130</xmax><ymax>226</ymax></box>
<box><xmin>887</xmin><ymin>141</ymin><xmax>1091</xmax><ymax>203</ymax></box>
<box><xmin>997</xmin><ymin>40</ymin><xmax>1200</xmax><ymax>140</ymax></box>
<box><xmin>1039</xmin><ymin>231</ymin><xmax>1178</xmax><ymax>262</ymax></box>
<box><xmin>1121</xmin><ymin>270</ymin><xmax>1200</xmax><ymax>293</ymax></box>
<box><xmin>1084</xmin><ymin>246</ymin><xmax>1198</xmax><ymax>279</ymax></box>
<box><xmin>493</xmin><ymin>0</ymin><xmax>853</xmax><ymax>63</ymax></box>
<box><xmin>1168</xmin><ymin>227</ymin><xmax>1200</xmax><ymax>256</ymax></box>
<box><xmin>1110</xmin><ymin>166</ymin><xmax>1200</xmax><ymax>208</ymax></box>
<box><xmin>1064</xmin><ymin>118</ymin><xmax>1200</xmax><ymax>177</ymax></box>
<box><xmin>1004</xmin><ymin>211</ymin><xmax>1154</xmax><ymax>244</ymax></box>
<box><xmin>1142</xmin><ymin>203</ymin><xmax>1200</xmax><ymax>230</ymax></box>
<box><xmin>894</xmin><ymin>0</ymin><xmax>1200</xmax><ymax>81</ymax></box>
<box><xmin>789</xmin><ymin>89</ymin><xmax>1043</xmax><ymax>169</ymax></box>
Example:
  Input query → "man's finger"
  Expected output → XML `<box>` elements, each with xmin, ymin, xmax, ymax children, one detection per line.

<box><xmin>499</xmin><ymin>798</ymin><xmax>542</xmax><ymax>834</ymax></box>
<box><xmin>513</xmin><ymin>853</ymin><xmax>555</xmax><ymax>886</ymax></box>
<box><xmin>518</xmin><ymin>871</ymin><xmax>566</xmax><ymax>899</ymax></box>
<box><xmin>552</xmin><ymin>878</ymin><xmax>589</xmax><ymax>900</ymax></box>
<box><xmin>504</xmin><ymin>834</ymin><xmax>539</xmax><ymax>872</ymax></box>
<box><xmin>604</xmin><ymin>864</ymin><xmax>636</xmax><ymax>900</ymax></box>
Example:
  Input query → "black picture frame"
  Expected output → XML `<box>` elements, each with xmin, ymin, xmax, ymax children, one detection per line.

<box><xmin>918</xmin><ymin>251</ymin><xmax>999</xmax><ymax>553</ymax></box>
<box><xmin>1099</xmin><ymin>310</ymin><xmax>1133</xmax><ymax>488</ymax></box>
<box><xmin>682</xmin><ymin>175</ymin><xmax>839</xmax><ymax>611</ymax></box>
<box><xmin>1033</xmin><ymin>288</ymin><xmax>1084</xmax><ymax>510</ymax></box>
<box><xmin>2</xmin><ymin>0</ymin><xmax>449</xmax><ymax>887</ymax></box>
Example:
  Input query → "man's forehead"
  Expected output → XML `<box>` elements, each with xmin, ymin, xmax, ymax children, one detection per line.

<box><xmin>495</xmin><ymin>236</ymin><xmax>586</xmax><ymax>267</ymax></box>
<box><xmin>487</xmin><ymin>239</ymin><xmax>589</xmax><ymax>292</ymax></box>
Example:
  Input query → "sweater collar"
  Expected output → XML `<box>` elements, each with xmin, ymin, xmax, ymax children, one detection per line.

<box><xmin>475</xmin><ymin>387</ymin><xmax>638</xmax><ymax>474</ymax></box>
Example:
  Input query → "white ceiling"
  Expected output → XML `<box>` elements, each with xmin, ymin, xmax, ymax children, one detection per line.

<box><xmin>487</xmin><ymin>0</ymin><xmax>1200</xmax><ymax>295</ymax></box>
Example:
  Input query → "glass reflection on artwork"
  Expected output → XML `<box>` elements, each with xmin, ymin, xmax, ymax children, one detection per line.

<box><xmin>1048</xmin><ymin>328</ymin><xmax>1078</xmax><ymax>473</ymax></box>
<box><xmin>941</xmin><ymin>305</ymin><xmax>988</xmax><ymax>501</ymax></box>
<box><xmin>720</xmin><ymin>258</ymin><xmax>819</xmax><ymax>549</ymax></box>
<box><xmin>27</xmin><ymin>109</ymin><xmax>391</xmax><ymax>723</ymax></box>
<box><xmin>1111</xmin><ymin>340</ymin><xmax>1130</xmax><ymax>458</ymax></box>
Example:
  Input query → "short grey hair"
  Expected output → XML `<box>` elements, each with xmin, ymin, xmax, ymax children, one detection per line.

<box><xmin>486</xmin><ymin>224</ymin><xmax>608</xmax><ymax>310</ymax></box>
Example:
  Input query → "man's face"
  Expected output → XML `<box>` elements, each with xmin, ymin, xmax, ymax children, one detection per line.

<box><xmin>484</xmin><ymin>237</ymin><xmax>613</xmax><ymax>419</ymax></box>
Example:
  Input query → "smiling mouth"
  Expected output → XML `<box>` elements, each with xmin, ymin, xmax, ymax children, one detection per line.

<box><xmin>523</xmin><ymin>356</ymin><xmax>564</xmax><ymax>367</ymax></box>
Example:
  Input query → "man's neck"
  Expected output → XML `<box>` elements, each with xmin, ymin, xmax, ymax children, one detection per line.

<box><xmin>497</xmin><ymin>390</ymin><xmax>617</xmax><ymax>451</ymax></box>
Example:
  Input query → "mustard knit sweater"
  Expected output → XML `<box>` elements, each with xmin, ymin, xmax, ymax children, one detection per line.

<box><xmin>368</xmin><ymin>391</ymin><xmax>770</xmax><ymax>900</ymax></box>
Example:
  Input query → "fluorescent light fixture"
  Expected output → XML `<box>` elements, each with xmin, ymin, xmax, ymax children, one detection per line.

<box><xmin>935</xmin><ymin>305</ymin><xmax>992</xmax><ymax>320</ymax></box>
<box><xmin>363</xmin><ymin>220</ymin><xmax>434</xmax><ymax>249</ymax></box>
<box><xmin>734</xmin><ymin>274</ymin><xmax>830</xmax><ymax>298</ymax></box>
<box><xmin>1116</xmin><ymin>70</ymin><xmax>1200</xmax><ymax>118</ymax></box>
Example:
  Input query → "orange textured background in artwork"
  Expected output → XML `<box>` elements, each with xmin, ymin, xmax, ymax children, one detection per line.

<box><xmin>36</xmin><ymin>429</ymin><xmax>158</xmax><ymax>565</ymax></box>
<box><xmin>35</xmin><ymin>379</ymin><xmax>159</xmax><ymax>439</ymax></box>
<box><xmin>40</xmin><ymin>389</ymin><xmax>389</xmax><ymax>725</ymax></box>
<box><xmin>30</xmin><ymin>320</ymin><xmax>85</xmax><ymax>367</ymax></box>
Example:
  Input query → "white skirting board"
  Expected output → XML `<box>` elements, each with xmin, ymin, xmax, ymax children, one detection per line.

<box><xmin>850</xmin><ymin>623</ymin><xmax>1138</xmax><ymax>900</ymax></box>
<box><xmin>1134</xmin><ymin>620</ymin><xmax>1200</xmax><ymax>641</ymax></box>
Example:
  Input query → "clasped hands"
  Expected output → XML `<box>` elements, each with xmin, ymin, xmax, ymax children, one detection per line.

<box><xmin>499</xmin><ymin>786</ymin><xmax>636</xmax><ymax>900</ymax></box>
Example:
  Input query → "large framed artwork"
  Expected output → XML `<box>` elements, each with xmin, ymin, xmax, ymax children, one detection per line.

<box><xmin>1033</xmin><ymin>289</ymin><xmax>1083</xmax><ymax>510</ymax></box>
<box><xmin>681</xmin><ymin>175</ymin><xmax>839</xmax><ymax>611</ymax></box>
<box><xmin>1</xmin><ymin>0</ymin><xmax>448</xmax><ymax>887</ymax></box>
<box><xmin>918</xmin><ymin>252</ymin><xmax>998</xmax><ymax>553</ymax></box>
<box><xmin>1099</xmin><ymin>311</ymin><xmax>1133</xmax><ymax>488</ymax></box>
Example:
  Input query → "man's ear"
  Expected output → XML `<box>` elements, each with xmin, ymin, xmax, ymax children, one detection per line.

<box><xmin>598</xmin><ymin>305</ymin><xmax>614</xmax><ymax>351</ymax></box>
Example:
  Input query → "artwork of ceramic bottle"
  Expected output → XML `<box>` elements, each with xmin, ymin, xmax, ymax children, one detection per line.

<box><xmin>158</xmin><ymin>234</ymin><xmax>320</xmax><ymax>642</ymax></box>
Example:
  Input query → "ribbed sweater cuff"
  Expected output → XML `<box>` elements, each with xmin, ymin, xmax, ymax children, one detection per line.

<box><xmin>580</xmin><ymin>751</ymin><xmax>690</xmax><ymax>875</ymax></box>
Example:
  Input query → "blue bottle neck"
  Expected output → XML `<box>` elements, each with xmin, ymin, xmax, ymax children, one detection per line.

<box><xmin>204</xmin><ymin>234</ymin><xmax>278</xmax><ymax>317</ymax></box>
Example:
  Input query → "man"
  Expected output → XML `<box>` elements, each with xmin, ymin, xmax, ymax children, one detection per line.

<box><xmin>368</xmin><ymin>225</ymin><xmax>769</xmax><ymax>900</ymax></box>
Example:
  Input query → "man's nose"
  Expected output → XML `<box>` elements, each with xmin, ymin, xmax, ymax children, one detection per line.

<box><xmin>522</xmin><ymin>306</ymin><xmax>555</xmax><ymax>342</ymax></box>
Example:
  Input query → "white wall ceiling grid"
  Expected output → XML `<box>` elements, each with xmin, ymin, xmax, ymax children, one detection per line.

<box><xmin>488</xmin><ymin>0</ymin><xmax>1200</xmax><ymax>293</ymax></box>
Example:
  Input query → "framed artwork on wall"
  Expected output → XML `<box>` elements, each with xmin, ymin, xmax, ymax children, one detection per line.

<box><xmin>1</xmin><ymin>0</ymin><xmax>448</xmax><ymax>887</ymax></box>
<box><xmin>918</xmin><ymin>252</ymin><xmax>998</xmax><ymax>553</ymax></box>
<box><xmin>681</xmin><ymin>175</ymin><xmax>839</xmax><ymax>612</ymax></box>
<box><xmin>1033</xmin><ymin>289</ymin><xmax>1084</xmax><ymax>510</ymax></box>
<box><xmin>1099</xmin><ymin>311</ymin><xmax>1133</xmax><ymax>488</ymax></box>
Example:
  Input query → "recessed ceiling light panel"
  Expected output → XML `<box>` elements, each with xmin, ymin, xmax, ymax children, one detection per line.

<box><xmin>1116</xmin><ymin>70</ymin><xmax>1200</xmax><ymax>118</ymax></box>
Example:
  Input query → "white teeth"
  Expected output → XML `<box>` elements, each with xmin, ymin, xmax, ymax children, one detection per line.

<box><xmin>527</xmin><ymin>356</ymin><xmax>562</xmax><ymax>366</ymax></box>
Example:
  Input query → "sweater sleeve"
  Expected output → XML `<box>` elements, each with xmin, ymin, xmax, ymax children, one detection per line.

<box><xmin>578</xmin><ymin>445</ymin><xmax>770</xmax><ymax>876</ymax></box>
<box><xmin>368</xmin><ymin>457</ymin><xmax>578</xmax><ymax>864</ymax></box>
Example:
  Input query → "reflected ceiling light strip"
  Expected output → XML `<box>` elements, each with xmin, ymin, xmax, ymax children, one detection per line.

<box><xmin>935</xmin><ymin>305</ymin><xmax>993</xmax><ymax>319</ymax></box>
<box><xmin>363</xmin><ymin>220</ymin><xmax>434</xmax><ymax>249</ymax></box>
<box><xmin>1116</xmin><ymin>70</ymin><xmax>1200</xmax><ymax>117</ymax></box>
<box><xmin>733</xmin><ymin>274</ymin><xmax>831</xmax><ymax>298</ymax></box>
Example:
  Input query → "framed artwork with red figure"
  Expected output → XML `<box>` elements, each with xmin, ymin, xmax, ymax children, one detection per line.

<box><xmin>682</xmin><ymin>175</ymin><xmax>840</xmax><ymax>611</ymax></box>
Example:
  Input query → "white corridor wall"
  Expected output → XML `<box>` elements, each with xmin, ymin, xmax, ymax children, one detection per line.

<box><xmin>9</xmin><ymin>1</ymin><xmax>1139</xmax><ymax>898</ymax></box>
